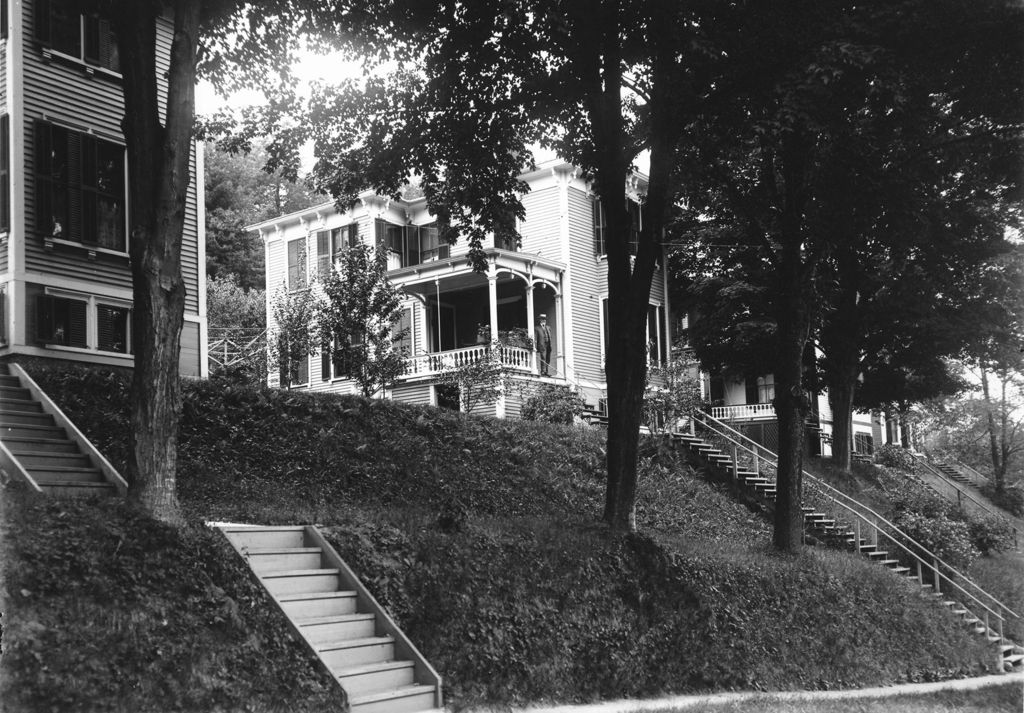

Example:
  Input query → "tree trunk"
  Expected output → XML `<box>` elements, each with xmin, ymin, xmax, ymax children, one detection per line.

<box><xmin>829</xmin><ymin>379</ymin><xmax>855</xmax><ymax>471</ymax></box>
<box><xmin>771</xmin><ymin>129</ymin><xmax>816</xmax><ymax>553</ymax></box>
<box><xmin>773</xmin><ymin>285</ymin><xmax>810</xmax><ymax>552</ymax></box>
<box><xmin>981</xmin><ymin>368</ymin><xmax>1005</xmax><ymax>490</ymax></box>
<box><xmin>115</xmin><ymin>1</ymin><xmax>201</xmax><ymax>523</ymax></box>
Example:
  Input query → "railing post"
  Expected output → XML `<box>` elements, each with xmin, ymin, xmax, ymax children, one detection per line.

<box><xmin>855</xmin><ymin>519</ymin><xmax>861</xmax><ymax>553</ymax></box>
<box><xmin>732</xmin><ymin>446</ymin><xmax>739</xmax><ymax>481</ymax></box>
<box><xmin>752</xmin><ymin>445</ymin><xmax>760</xmax><ymax>476</ymax></box>
<box><xmin>933</xmin><ymin>558</ymin><xmax>941</xmax><ymax>595</ymax></box>
<box><xmin>916</xmin><ymin>558</ymin><xmax>923</xmax><ymax>586</ymax></box>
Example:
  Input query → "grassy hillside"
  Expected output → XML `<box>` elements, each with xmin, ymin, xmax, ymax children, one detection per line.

<box><xmin>0</xmin><ymin>361</ymin><xmax>1006</xmax><ymax>711</ymax></box>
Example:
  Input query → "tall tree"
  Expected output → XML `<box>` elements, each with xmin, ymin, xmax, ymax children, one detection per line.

<box><xmin>69</xmin><ymin>0</ymin><xmax>324</xmax><ymax>522</ymax></box>
<box><xmin>243</xmin><ymin>0</ymin><xmax>716</xmax><ymax>532</ymax></box>
<box><xmin>676</xmin><ymin>0</ymin><xmax>1023</xmax><ymax>549</ymax></box>
<box><xmin>205</xmin><ymin>139</ymin><xmax>318</xmax><ymax>290</ymax></box>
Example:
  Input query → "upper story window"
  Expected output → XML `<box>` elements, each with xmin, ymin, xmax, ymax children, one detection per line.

<box><xmin>286</xmin><ymin>237</ymin><xmax>307</xmax><ymax>290</ymax></box>
<box><xmin>593</xmin><ymin>198</ymin><xmax>641</xmax><ymax>257</ymax></box>
<box><xmin>35</xmin><ymin>121</ymin><xmax>127</xmax><ymax>252</ymax></box>
<box><xmin>35</xmin><ymin>0</ymin><xmax>120</xmax><ymax>73</ymax></box>
<box><xmin>316</xmin><ymin>223</ymin><xmax>359</xmax><ymax>276</ymax></box>
<box><xmin>376</xmin><ymin>219</ymin><xmax>448</xmax><ymax>269</ymax></box>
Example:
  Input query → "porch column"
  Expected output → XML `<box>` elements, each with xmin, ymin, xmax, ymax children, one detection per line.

<box><xmin>488</xmin><ymin>270</ymin><xmax>499</xmax><ymax>344</ymax></box>
<box><xmin>526</xmin><ymin>282</ymin><xmax>536</xmax><ymax>373</ymax></box>
<box><xmin>555</xmin><ymin>292</ymin><xmax>565</xmax><ymax>377</ymax></box>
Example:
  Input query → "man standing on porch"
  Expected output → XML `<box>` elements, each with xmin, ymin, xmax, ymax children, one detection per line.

<box><xmin>535</xmin><ymin>314</ymin><xmax>553</xmax><ymax>376</ymax></box>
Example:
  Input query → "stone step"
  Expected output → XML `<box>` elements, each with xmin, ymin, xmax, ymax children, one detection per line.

<box><xmin>349</xmin><ymin>684</ymin><xmax>437</xmax><ymax>713</ymax></box>
<box><xmin>11</xmin><ymin>450</ymin><xmax>92</xmax><ymax>468</ymax></box>
<box><xmin>245</xmin><ymin>547</ymin><xmax>324</xmax><ymax>573</ymax></box>
<box><xmin>336</xmin><ymin>660</ymin><xmax>416</xmax><ymax>697</ymax></box>
<box><xmin>30</xmin><ymin>467</ymin><xmax>106</xmax><ymax>483</ymax></box>
<box><xmin>0</xmin><ymin>423</ymin><xmax>67</xmax><ymax>439</ymax></box>
<box><xmin>2</xmin><ymin>436</ymin><xmax>79</xmax><ymax>453</ymax></box>
<box><xmin>278</xmin><ymin>590</ymin><xmax>359</xmax><ymax>619</ymax></box>
<box><xmin>318</xmin><ymin>636</ymin><xmax>396</xmax><ymax>670</ymax></box>
<box><xmin>0</xmin><ymin>386</ymin><xmax>33</xmax><ymax>400</ymax></box>
<box><xmin>0</xmin><ymin>411</ymin><xmax>54</xmax><ymax>427</ymax></box>
<box><xmin>0</xmin><ymin>399</ymin><xmax>44</xmax><ymax>413</ymax></box>
<box><xmin>261</xmin><ymin>568</ymin><xmax>340</xmax><ymax>596</ymax></box>
<box><xmin>222</xmin><ymin>526</ymin><xmax>307</xmax><ymax>550</ymax></box>
<box><xmin>37</xmin><ymin>481</ymin><xmax>117</xmax><ymax>497</ymax></box>
<box><xmin>298</xmin><ymin>613</ymin><xmax>377</xmax><ymax>644</ymax></box>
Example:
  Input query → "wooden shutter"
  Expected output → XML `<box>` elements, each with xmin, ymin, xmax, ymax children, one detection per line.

<box><xmin>593</xmin><ymin>200</ymin><xmax>605</xmax><ymax>255</ymax></box>
<box><xmin>316</xmin><ymin>230</ymin><xmax>331</xmax><ymax>277</ymax></box>
<box><xmin>0</xmin><ymin>114</ymin><xmax>8</xmax><ymax>232</ymax></box>
<box><xmin>321</xmin><ymin>339</ymin><xmax>332</xmax><ymax>380</ymax></box>
<box><xmin>347</xmin><ymin>223</ymin><xmax>359</xmax><ymax>249</ymax></box>
<box><xmin>35</xmin><ymin>121</ymin><xmax>53</xmax><ymax>237</ymax></box>
<box><xmin>34</xmin><ymin>0</ymin><xmax>51</xmax><ymax>44</ymax></box>
<box><xmin>287</xmin><ymin>238</ymin><xmax>306</xmax><ymax>290</ymax></box>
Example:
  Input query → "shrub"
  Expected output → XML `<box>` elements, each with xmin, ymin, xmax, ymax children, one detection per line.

<box><xmin>874</xmin><ymin>444</ymin><xmax>916</xmax><ymax>472</ymax></box>
<box><xmin>521</xmin><ymin>384</ymin><xmax>586</xmax><ymax>424</ymax></box>
<box><xmin>892</xmin><ymin>511</ymin><xmax>980</xmax><ymax>569</ymax></box>
<box><xmin>981</xmin><ymin>483</ymin><xmax>1024</xmax><ymax>518</ymax></box>
<box><xmin>967</xmin><ymin>514</ymin><xmax>1016</xmax><ymax>556</ymax></box>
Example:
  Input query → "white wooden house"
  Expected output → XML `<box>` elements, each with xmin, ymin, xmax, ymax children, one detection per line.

<box><xmin>0</xmin><ymin>0</ymin><xmax>207</xmax><ymax>375</ymax></box>
<box><xmin>252</xmin><ymin>159</ymin><xmax>671</xmax><ymax>416</ymax></box>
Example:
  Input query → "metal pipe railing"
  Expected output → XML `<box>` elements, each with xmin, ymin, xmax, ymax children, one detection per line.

<box><xmin>688</xmin><ymin>410</ymin><xmax>1021</xmax><ymax>627</ymax></box>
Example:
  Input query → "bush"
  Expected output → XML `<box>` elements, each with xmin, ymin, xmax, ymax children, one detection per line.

<box><xmin>967</xmin><ymin>515</ymin><xmax>1016</xmax><ymax>556</ymax></box>
<box><xmin>874</xmin><ymin>444</ymin><xmax>916</xmax><ymax>472</ymax></box>
<box><xmin>981</xmin><ymin>483</ymin><xmax>1024</xmax><ymax>518</ymax></box>
<box><xmin>892</xmin><ymin>511</ymin><xmax>980</xmax><ymax>569</ymax></box>
<box><xmin>521</xmin><ymin>384</ymin><xmax>586</xmax><ymax>424</ymax></box>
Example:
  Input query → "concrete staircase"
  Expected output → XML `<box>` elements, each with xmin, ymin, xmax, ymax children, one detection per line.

<box><xmin>220</xmin><ymin>525</ymin><xmax>443</xmax><ymax>713</ymax></box>
<box><xmin>674</xmin><ymin>431</ymin><xmax>1024</xmax><ymax>673</ymax></box>
<box><xmin>0</xmin><ymin>363</ymin><xmax>126</xmax><ymax>497</ymax></box>
<box><xmin>934</xmin><ymin>462</ymin><xmax>974</xmax><ymax>487</ymax></box>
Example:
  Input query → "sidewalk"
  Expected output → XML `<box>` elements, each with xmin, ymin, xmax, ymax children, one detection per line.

<box><xmin>503</xmin><ymin>673</ymin><xmax>1023</xmax><ymax>713</ymax></box>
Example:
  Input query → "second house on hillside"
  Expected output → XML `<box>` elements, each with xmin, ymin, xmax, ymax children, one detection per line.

<box><xmin>251</xmin><ymin>160</ymin><xmax>671</xmax><ymax>417</ymax></box>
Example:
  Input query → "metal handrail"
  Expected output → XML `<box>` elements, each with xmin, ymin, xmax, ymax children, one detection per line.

<box><xmin>689</xmin><ymin>410</ymin><xmax>1021</xmax><ymax>625</ymax></box>
<box><xmin>951</xmin><ymin>459</ymin><xmax>993</xmax><ymax>488</ymax></box>
<box><xmin>913</xmin><ymin>455</ymin><xmax>1015</xmax><ymax>529</ymax></box>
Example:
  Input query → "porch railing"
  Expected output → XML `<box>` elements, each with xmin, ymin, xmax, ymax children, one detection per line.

<box><xmin>402</xmin><ymin>344</ymin><xmax>534</xmax><ymax>377</ymax></box>
<box><xmin>710</xmin><ymin>402</ymin><xmax>776</xmax><ymax>421</ymax></box>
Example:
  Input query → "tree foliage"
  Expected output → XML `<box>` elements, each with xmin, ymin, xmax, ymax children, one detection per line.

<box><xmin>436</xmin><ymin>347</ymin><xmax>507</xmax><ymax>415</ymax></box>
<box><xmin>269</xmin><ymin>284</ymin><xmax>320</xmax><ymax>390</ymax></box>
<box><xmin>205</xmin><ymin>140</ymin><xmax>318</xmax><ymax>290</ymax></box>
<box><xmin>318</xmin><ymin>245</ymin><xmax>408</xmax><ymax>398</ymax></box>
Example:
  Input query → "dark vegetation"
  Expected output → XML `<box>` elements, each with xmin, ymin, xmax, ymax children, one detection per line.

<box><xmin>0</xmin><ymin>361</ymin><xmax>1007</xmax><ymax>711</ymax></box>
<box><xmin>805</xmin><ymin>455</ymin><xmax>1023</xmax><ymax>640</ymax></box>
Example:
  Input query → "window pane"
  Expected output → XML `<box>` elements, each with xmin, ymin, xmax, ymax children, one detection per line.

<box><xmin>95</xmin><ymin>196</ymin><xmax>123</xmax><ymax>250</ymax></box>
<box><xmin>97</xmin><ymin>304</ymin><xmax>129</xmax><ymax>353</ymax></box>
<box><xmin>94</xmin><ymin>140</ymin><xmax>123</xmax><ymax>194</ymax></box>
<box><xmin>48</xmin><ymin>2</ymin><xmax>81</xmax><ymax>57</ymax></box>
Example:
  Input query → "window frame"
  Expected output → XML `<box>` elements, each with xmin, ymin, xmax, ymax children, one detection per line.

<box><xmin>35</xmin><ymin>0</ymin><xmax>121</xmax><ymax>75</ymax></box>
<box><xmin>37</xmin><ymin>288</ymin><xmax>131</xmax><ymax>355</ymax></box>
<box><xmin>316</xmin><ymin>223</ymin><xmax>359</xmax><ymax>277</ymax></box>
<box><xmin>286</xmin><ymin>236</ymin><xmax>308</xmax><ymax>291</ymax></box>
<box><xmin>593</xmin><ymin>198</ymin><xmax>641</xmax><ymax>258</ymax></box>
<box><xmin>34</xmin><ymin>120</ymin><xmax>128</xmax><ymax>255</ymax></box>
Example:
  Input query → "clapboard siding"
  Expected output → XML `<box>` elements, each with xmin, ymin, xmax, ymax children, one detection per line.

<box><xmin>566</xmin><ymin>185</ymin><xmax>605</xmax><ymax>384</ymax></box>
<box><xmin>179</xmin><ymin>320</ymin><xmax>200</xmax><ymax>376</ymax></box>
<box><xmin>520</xmin><ymin>186</ymin><xmax>561</xmax><ymax>257</ymax></box>
<box><xmin>391</xmin><ymin>382</ymin><xmax>431</xmax><ymax>406</ymax></box>
<box><xmin>20</xmin><ymin>2</ymin><xmax>194</xmax><ymax>300</ymax></box>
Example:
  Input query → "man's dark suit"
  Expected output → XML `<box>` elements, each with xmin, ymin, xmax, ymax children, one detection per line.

<box><xmin>535</xmin><ymin>321</ymin><xmax>552</xmax><ymax>375</ymax></box>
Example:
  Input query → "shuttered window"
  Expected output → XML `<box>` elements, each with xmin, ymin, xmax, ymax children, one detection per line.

<box><xmin>35</xmin><ymin>121</ymin><xmax>126</xmax><ymax>251</ymax></box>
<box><xmin>316</xmin><ymin>224</ymin><xmax>360</xmax><ymax>276</ymax></box>
<box><xmin>35</xmin><ymin>0</ymin><xmax>120</xmax><ymax>72</ymax></box>
<box><xmin>286</xmin><ymin>237</ymin><xmax>307</xmax><ymax>290</ymax></box>
<box><xmin>393</xmin><ymin>309</ymin><xmax>412</xmax><ymax>355</ymax></box>
<box><xmin>38</xmin><ymin>295</ymin><xmax>88</xmax><ymax>348</ymax></box>
<box><xmin>97</xmin><ymin>304</ymin><xmax>130</xmax><ymax>353</ymax></box>
<box><xmin>593</xmin><ymin>199</ymin><xmax>641</xmax><ymax>256</ymax></box>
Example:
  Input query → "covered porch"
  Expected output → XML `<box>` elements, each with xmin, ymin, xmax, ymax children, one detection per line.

<box><xmin>388</xmin><ymin>249</ymin><xmax>566</xmax><ymax>380</ymax></box>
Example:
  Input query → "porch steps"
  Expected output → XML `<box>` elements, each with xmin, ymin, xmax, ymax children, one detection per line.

<box><xmin>220</xmin><ymin>525</ymin><xmax>443</xmax><ymax>713</ymax></box>
<box><xmin>673</xmin><ymin>430</ymin><xmax>1024</xmax><ymax>673</ymax></box>
<box><xmin>580</xmin><ymin>404</ymin><xmax>608</xmax><ymax>428</ymax></box>
<box><xmin>0</xmin><ymin>363</ymin><xmax>126</xmax><ymax>497</ymax></box>
<box><xmin>934</xmin><ymin>462</ymin><xmax>973</xmax><ymax>487</ymax></box>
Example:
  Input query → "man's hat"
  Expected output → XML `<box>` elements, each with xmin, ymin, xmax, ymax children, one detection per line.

<box><xmin>539</xmin><ymin>314</ymin><xmax>546</xmax><ymax>319</ymax></box>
